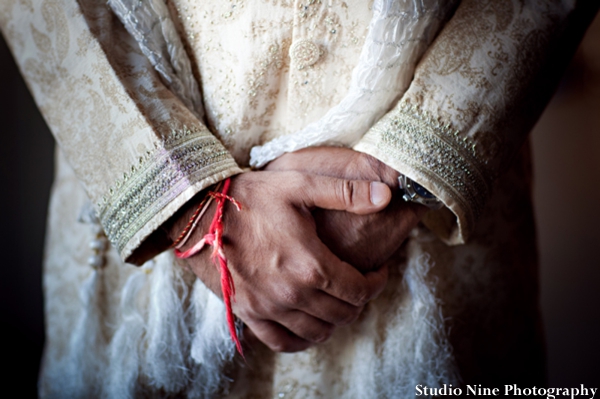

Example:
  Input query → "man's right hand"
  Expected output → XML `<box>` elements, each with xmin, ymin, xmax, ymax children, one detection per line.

<box><xmin>265</xmin><ymin>147</ymin><xmax>428</xmax><ymax>273</ymax></box>
<box><xmin>169</xmin><ymin>171</ymin><xmax>391</xmax><ymax>353</ymax></box>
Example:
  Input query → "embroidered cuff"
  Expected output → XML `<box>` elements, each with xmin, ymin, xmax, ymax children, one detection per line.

<box><xmin>354</xmin><ymin>102</ymin><xmax>490</xmax><ymax>245</ymax></box>
<box><xmin>97</xmin><ymin>126</ymin><xmax>241</xmax><ymax>260</ymax></box>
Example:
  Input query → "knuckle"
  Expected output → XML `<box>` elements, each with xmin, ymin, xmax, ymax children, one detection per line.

<box><xmin>279</xmin><ymin>286</ymin><xmax>304</xmax><ymax>308</ymax></box>
<box><xmin>339</xmin><ymin>179</ymin><xmax>355</xmax><ymax>209</ymax></box>
<box><xmin>337</xmin><ymin>306</ymin><xmax>362</xmax><ymax>326</ymax></box>
<box><xmin>303</xmin><ymin>266</ymin><xmax>328</xmax><ymax>289</ymax></box>
<box><xmin>313</xmin><ymin>324</ymin><xmax>335</xmax><ymax>343</ymax></box>
<box><xmin>269</xmin><ymin>337</ymin><xmax>310</xmax><ymax>353</ymax></box>
<box><xmin>268</xmin><ymin>338</ymin><xmax>290</xmax><ymax>353</ymax></box>
<box><xmin>352</xmin><ymin>287</ymin><xmax>370</xmax><ymax>307</ymax></box>
<box><xmin>354</xmin><ymin>152</ymin><xmax>380</xmax><ymax>179</ymax></box>
<box><xmin>295</xmin><ymin>171</ymin><xmax>312</xmax><ymax>189</ymax></box>
<box><xmin>261</xmin><ymin>299</ymin><xmax>281</xmax><ymax>316</ymax></box>
<box><xmin>364</xmin><ymin>152</ymin><xmax>385</xmax><ymax>177</ymax></box>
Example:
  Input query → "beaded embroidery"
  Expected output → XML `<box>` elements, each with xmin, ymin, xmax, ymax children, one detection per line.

<box><xmin>97</xmin><ymin>126</ymin><xmax>237</xmax><ymax>254</ymax></box>
<box><xmin>371</xmin><ymin>102</ymin><xmax>489</xmax><ymax>224</ymax></box>
<box><xmin>289</xmin><ymin>39</ymin><xmax>322</xmax><ymax>69</ymax></box>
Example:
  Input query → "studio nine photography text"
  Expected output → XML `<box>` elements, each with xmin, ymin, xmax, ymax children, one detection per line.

<box><xmin>416</xmin><ymin>384</ymin><xmax>598</xmax><ymax>398</ymax></box>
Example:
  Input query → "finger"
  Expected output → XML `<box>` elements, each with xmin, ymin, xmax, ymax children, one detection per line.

<box><xmin>363</xmin><ymin>264</ymin><xmax>389</xmax><ymax>301</ymax></box>
<box><xmin>266</xmin><ymin>147</ymin><xmax>362</xmax><ymax>177</ymax></box>
<box><xmin>319</xmin><ymin>260</ymin><xmax>386</xmax><ymax>307</ymax></box>
<box><xmin>297</xmin><ymin>174</ymin><xmax>392</xmax><ymax>215</ymax></box>
<box><xmin>300</xmin><ymin>239</ymin><xmax>387</xmax><ymax>307</ymax></box>
<box><xmin>300</xmin><ymin>291</ymin><xmax>364</xmax><ymax>326</ymax></box>
<box><xmin>246</xmin><ymin>319</ymin><xmax>312</xmax><ymax>353</ymax></box>
<box><xmin>277</xmin><ymin>310</ymin><xmax>336</xmax><ymax>344</ymax></box>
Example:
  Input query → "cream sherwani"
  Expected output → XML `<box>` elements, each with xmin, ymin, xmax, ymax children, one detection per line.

<box><xmin>0</xmin><ymin>0</ymin><xmax>594</xmax><ymax>397</ymax></box>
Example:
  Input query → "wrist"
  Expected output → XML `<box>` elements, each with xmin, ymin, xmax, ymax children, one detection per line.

<box><xmin>165</xmin><ymin>186</ymin><xmax>215</xmax><ymax>245</ymax></box>
<box><xmin>357</xmin><ymin>152</ymin><xmax>444</xmax><ymax>212</ymax></box>
<box><xmin>398</xmin><ymin>175</ymin><xmax>443</xmax><ymax>210</ymax></box>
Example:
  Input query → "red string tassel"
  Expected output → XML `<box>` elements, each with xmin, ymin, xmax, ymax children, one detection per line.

<box><xmin>174</xmin><ymin>178</ymin><xmax>244</xmax><ymax>356</ymax></box>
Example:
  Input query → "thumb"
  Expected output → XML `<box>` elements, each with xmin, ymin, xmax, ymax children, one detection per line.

<box><xmin>298</xmin><ymin>174</ymin><xmax>392</xmax><ymax>215</ymax></box>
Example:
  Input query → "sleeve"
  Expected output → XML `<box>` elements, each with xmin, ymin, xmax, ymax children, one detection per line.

<box><xmin>0</xmin><ymin>0</ymin><xmax>242</xmax><ymax>263</ymax></box>
<box><xmin>353</xmin><ymin>0</ymin><xmax>598</xmax><ymax>245</ymax></box>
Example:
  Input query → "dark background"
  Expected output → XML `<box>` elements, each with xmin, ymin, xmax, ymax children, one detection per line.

<box><xmin>1</xmin><ymin>15</ymin><xmax>599</xmax><ymax>398</ymax></box>
<box><xmin>0</xmin><ymin>29</ymin><xmax>54</xmax><ymax>397</ymax></box>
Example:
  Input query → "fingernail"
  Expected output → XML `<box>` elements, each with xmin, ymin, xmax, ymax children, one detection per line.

<box><xmin>370</xmin><ymin>182</ymin><xmax>389</xmax><ymax>206</ymax></box>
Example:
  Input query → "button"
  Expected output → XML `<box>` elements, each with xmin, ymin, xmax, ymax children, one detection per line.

<box><xmin>289</xmin><ymin>40</ymin><xmax>321</xmax><ymax>69</ymax></box>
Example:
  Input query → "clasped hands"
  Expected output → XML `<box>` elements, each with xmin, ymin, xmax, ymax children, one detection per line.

<box><xmin>170</xmin><ymin>147</ymin><xmax>427</xmax><ymax>353</ymax></box>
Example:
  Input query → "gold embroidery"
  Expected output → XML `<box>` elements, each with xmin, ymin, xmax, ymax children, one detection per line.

<box><xmin>97</xmin><ymin>126</ymin><xmax>237</xmax><ymax>253</ymax></box>
<box><xmin>373</xmin><ymin>103</ymin><xmax>489</xmax><ymax>222</ymax></box>
<box><xmin>170</xmin><ymin>0</ymin><xmax>370</xmax><ymax>158</ymax></box>
<box><xmin>402</xmin><ymin>0</ymin><xmax>556</xmax><ymax>193</ymax></box>
<box><xmin>41</xmin><ymin>0</ymin><xmax>69</xmax><ymax>63</ymax></box>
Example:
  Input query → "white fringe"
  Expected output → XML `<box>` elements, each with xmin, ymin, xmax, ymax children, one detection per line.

<box><xmin>61</xmin><ymin>254</ymin><xmax>236</xmax><ymax>397</ymax></box>
<box><xmin>375</xmin><ymin>253</ymin><xmax>458</xmax><ymax>397</ymax></box>
<box><xmin>190</xmin><ymin>281</ymin><xmax>235</xmax><ymax>366</ymax></box>
<box><xmin>142</xmin><ymin>254</ymin><xmax>191</xmax><ymax>393</ymax></box>
<box><xmin>103</xmin><ymin>261</ymin><xmax>154</xmax><ymax>399</ymax></box>
<box><xmin>61</xmin><ymin>269</ymin><xmax>106</xmax><ymax>398</ymax></box>
<box><xmin>54</xmin><ymin>243</ymin><xmax>458</xmax><ymax>398</ymax></box>
<box><xmin>331</xmin><ymin>253</ymin><xmax>457</xmax><ymax>398</ymax></box>
<box><xmin>187</xmin><ymin>280</ymin><xmax>237</xmax><ymax>398</ymax></box>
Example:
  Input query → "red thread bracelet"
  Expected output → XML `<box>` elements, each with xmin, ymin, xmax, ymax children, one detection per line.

<box><xmin>174</xmin><ymin>178</ymin><xmax>244</xmax><ymax>356</ymax></box>
<box><xmin>170</xmin><ymin>182</ymin><xmax>222</xmax><ymax>249</ymax></box>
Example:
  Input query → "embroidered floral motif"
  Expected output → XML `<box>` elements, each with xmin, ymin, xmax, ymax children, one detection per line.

<box><xmin>170</xmin><ymin>0</ymin><xmax>371</xmax><ymax>161</ymax></box>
